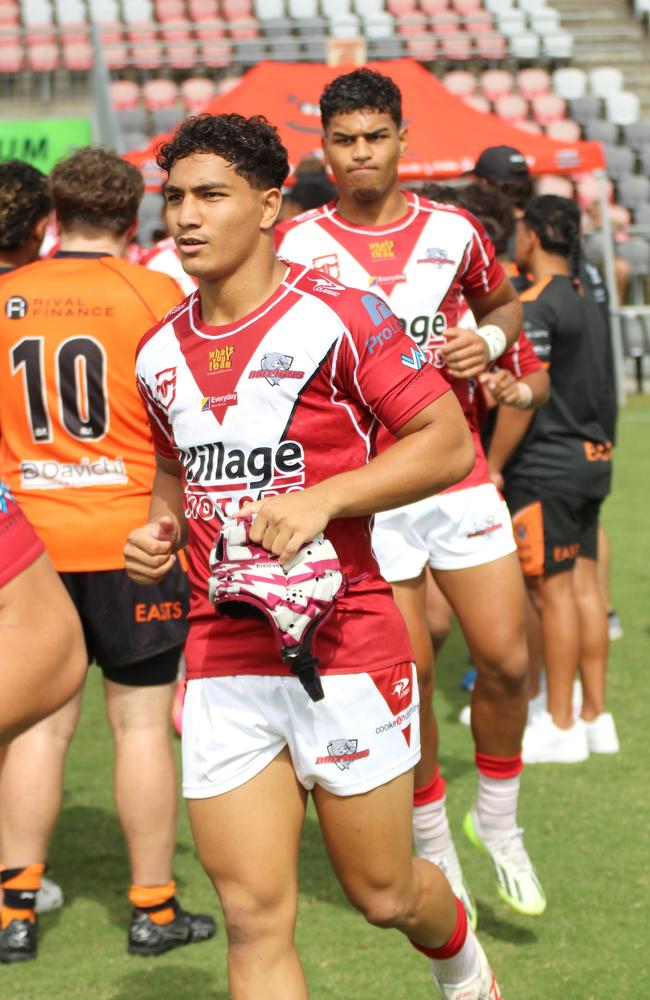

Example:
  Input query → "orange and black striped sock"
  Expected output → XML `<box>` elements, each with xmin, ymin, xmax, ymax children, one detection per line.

<box><xmin>0</xmin><ymin>863</ymin><xmax>45</xmax><ymax>927</ymax></box>
<box><xmin>128</xmin><ymin>880</ymin><xmax>178</xmax><ymax>926</ymax></box>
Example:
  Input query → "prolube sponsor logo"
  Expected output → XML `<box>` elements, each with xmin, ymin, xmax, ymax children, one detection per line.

<box><xmin>20</xmin><ymin>456</ymin><xmax>128</xmax><ymax>490</ymax></box>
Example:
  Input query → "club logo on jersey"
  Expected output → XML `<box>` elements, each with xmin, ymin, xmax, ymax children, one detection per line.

<box><xmin>316</xmin><ymin>739</ymin><xmax>370</xmax><ymax>770</ymax></box>
<box><xmin>248</xmin><ymin>353</ymin><xmax>305</xmax><ymax>387</ymax></box>
<box><xmin>154</xmin><ymin>367</ymin><xmax>177</xmax><ymax>410</ymax></box>
<box><xmin>417</xmin><ymin>247</ymin><xmax>454</xmax><ymax>268</ymax></box>
<box><xmin>467</xmin><ymin>516</ymin><xmax>503</xmax><ymax>539</ymax></box>
<box><xmin>312</xmin><ymin>253</ymin><xmax>340</xmax><ymax>279</ymax></box>
<box><xmin>0</xmin><ymin>480</ymin><xmax>16</xmax><ymax>513</ymax></box>
<box><xmin>180</xmin><ymin>439</ymin><xmax>305</xmax><ymax>492</ymax></box>
<box><xmin>392</xmin><ymin>678</ymin><xmax>410</xmax><ymax>699</ymax></box>
<box><xmin>201</xmin><ymin>392</ymin><xmax>238</xmax><ymax>418</ymax></box>
<box><xmin>5</xmin><ymin>295</ymin><xmax>27</xmax><ymax>319</ymax></box>
<box><xmin>401</xmin><ymin>347</ymin><xmax>428</xmax><ymax>371</ymax></box>
<box><xmin>208</xmin><ymin>345</ymin><xmax>234</xmax><ymax>373</ymax></box>
<box><xmin>368</xmin><ymin>239</ymin><xmax>395</xmax><ymax>260</ymax></box>
<box><xmin>306</xmin><ymin>275</ymin><xmax>345</xmax><ymax>297</ymax></box>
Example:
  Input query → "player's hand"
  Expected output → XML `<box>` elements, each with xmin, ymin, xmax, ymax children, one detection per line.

<box><xmin>479</xmin><ymin>369</ymin><xmax>527</xmax><ymax>407</ymax></box>
<box><xmin>124</xmin><ymin>515</ymin><xmax>180</xmax><ymax>584</ymax></box>
<box><xmin>236</xmin><ymin>491</ymin><xmax>331</xmax><ymax>566</ymax></box>
<box><xmin>439</xmin><ymin>327</ymin><xmax>490</xmax><ymax>378</ymax></box>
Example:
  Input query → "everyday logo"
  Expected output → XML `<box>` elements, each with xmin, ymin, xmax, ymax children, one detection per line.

<box><xmin>201</xmin><ymin>392</ymin><xmax>238</xmax><ymax>413</ymax></box>
<box><xmin>154</xmin><ymin>367</ymin><xmax>177</xmax><ymax>410</ymax></box>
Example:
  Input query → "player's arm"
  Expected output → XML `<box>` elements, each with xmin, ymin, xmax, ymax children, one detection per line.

<box><xmin>124</xmin><ymin>453</ymin><xmax>186</xmax><ymax>585</ymax></box>
<box><xmin>239</xmin><ymin>391</ymin><xmax>474</xmax><ymax>565</ymax></box>
<box><xmin>441</xmin><ymin>278</ymin><xmax>523</xmax><ymax>379</ymax></box>
<box><xmin>479</xmin><ymin>365</ymin><xmax>550</xmax><ymax>410</ymax></box>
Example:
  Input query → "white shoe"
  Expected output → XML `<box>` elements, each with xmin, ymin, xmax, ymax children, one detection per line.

<box><xmin>584</xmin><ymin>712</ymin><xmax>620</xmax><ymax>753</ymax></box>
<box><xmin>463</xmin><ymin>810</ymin><xmax>546</xmax><ymax>917</ymax></box>
<box><xmin>432</xmin><ymin>931</ymin><xmax>503</xmax><ymax>999</ymax></box>
<box><xmin>431</xmin><ymin>843</ymin><xmax>477</xmax><ymax>932</ymax></box>
<box><xmin>458</xmin><ymin>705</ymin><xmax>471</xmax><ymax>727</ymax></box>
<box><xmin>522</xmin><ymin>712</ymin><xmax>589</xmax><ymax>764</ymax></box>
<box><xmin>608</xmin><ymin>611</ymin><xmax>623</xmax><ymax>641</ymax></box>
<box><xmin>571</xmin><ymin>680</ymin><xmax>583</xmax><ymax>719</ymax></box>
<box><xmin>526</xmin><ymin>689</ymin><xmax>547</xmax><ymax>724</ymax></box>
<box><xmin>35</xmin><ymin>876</ymin><xmax>64</xmax><ymax>914</ymax></box>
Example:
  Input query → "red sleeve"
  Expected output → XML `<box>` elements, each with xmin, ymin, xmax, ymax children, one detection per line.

<box><xmin>135</xmin><ymin>375</ymin><xmax>177</xmax><ymax>459</ymax></box>
<box><xmin>0</xmin><ymin>488</ymin><xmax>45</xmax><ymax>587</ymax></box>
<box><xmin>499</xmin><ymin>332</ymin><xmax>542</xmax><ymax>378</ymax></box>
<box><xmin>457</xmin><ymin>207</ymin><xmax>505</xmax><ymax>299</ymax></box>
<box><xmin>336</xmin><ymin>291</ymin><xmax>450</xmax><ymax>435</ymax></box>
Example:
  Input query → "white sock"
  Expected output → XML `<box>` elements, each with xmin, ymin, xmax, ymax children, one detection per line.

<box><xmin>412</xmin><ymin>792</ymin><xmax>453</xmax><ymax>860</ymax></box>
<box><xmin>431</xmin><ymin>928</ymin><xmax>479</xmax><ymax>986</ymax></box>
<box><xmin>475</xmin><ymin>774</ymin><xmax>521</xmax><ymax>838</ymax></box>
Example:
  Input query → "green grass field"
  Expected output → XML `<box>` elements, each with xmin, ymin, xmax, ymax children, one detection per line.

<box><xmin>3</xmin><ymin>396</ymin><xmax>649</xmax><ymax>1000</ymax></box>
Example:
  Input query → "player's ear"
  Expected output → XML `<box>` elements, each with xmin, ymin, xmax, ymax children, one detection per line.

<box><xmin>125</xmin><ymin>219</ymin><xmax>138</xmax><ymax>243</ymax></box>
<box><xmin>33</xmin><ymin>215</ymin><xmax>49</xmax><ymax>246</ymax></box>
<box><xmin>399</xmin><ymin>126</ymin><xmax>408</xmax><ymax>157</ymax></box>
<box><xmin>260</xmin><ymin>187</ymin><xmax>283</xmax><ymax>231</ymax></box>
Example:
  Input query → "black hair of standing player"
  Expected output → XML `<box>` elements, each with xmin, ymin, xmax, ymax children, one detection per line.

<box><xmin>522</xmin><ymin>194</ymin><xmax>582</xmax><ymax>289</ymax></box>
<box><xmin>320</xmin><ymin>68</ymin><xmax>403</xmax><ymax>129</ymax></box>
<box><xmin>156</xmin><ymin>113</ymin><xmax>290</xmax><ymax>190</ymax></box>
<box><xmin>0</xmin><ymin>160</ymin><xmax>50</xmax><ymax>250</ymax></box>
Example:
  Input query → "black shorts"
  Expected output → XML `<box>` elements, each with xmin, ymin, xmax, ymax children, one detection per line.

<box><xmin>505</xmin><ymin>484</ymin><xmax>601</xmax><ymax>577</ymax></box>
<box><xmin>59</xmin><ymin>564</ymin><xmax>189</xmax><ymax>684</ymax></box>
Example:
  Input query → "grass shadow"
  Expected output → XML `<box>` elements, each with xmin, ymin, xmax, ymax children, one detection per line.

<box><xmin>474</xmin><ymin>899</ymin><xmax>538</xmax><ymax>945</ymax></box>
<box><xmin>116</xmin><ymin>965</ymin><xmax>228</xmax><ymax>1000</ymax></box>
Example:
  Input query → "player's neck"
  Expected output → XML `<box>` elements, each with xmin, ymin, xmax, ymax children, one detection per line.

<box><xmin>0</xmin><ymin>247</ymin><xmax>36</xmax><ymax>270</ymax></box>
<box><xmin>335</xmin><ymin>186</ymin><xmax>408</xmax><ymax>227</ymax></box>
<box><xmin>58</xmin><ymin>230</ymin><xmax>128</xmax><ymax>257</ymax></box>
<box><xmin>530</xmin><ymin>253</ymin><xmax>571</xmax><ymax>283</ymax></box>
<box><xmin>198</xmin><ymin>252</ymin><xmax>288</xmax><ymax>327</ymax></box>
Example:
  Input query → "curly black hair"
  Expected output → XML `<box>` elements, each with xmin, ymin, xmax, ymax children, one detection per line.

<box><xmin>523</xmin><ymin>194</ymin><xmax>581</xmax><ymax>285</ymax></box>
<box><xmin>156</xmin><ymin>114</ymin><xmax>290</xmax><ymax>190</ymax></box>
<box><xmin>0</xmin><ymin>160</ymin><xmax>50</xmax><ymax>251</ymax></box>
<box><xmin>50</xmin><ymin>147</ymin><xmax>144</xmax><ymax>236</ymax></box>
<box><xmin>424</xmin><ymin>182</ymin><xmax>514</xmax><ymax>257</ymax></box>
<box><xmin>320</xmin><ymin>69</ymin><xmax>402</xmax><ymax>129</ymax></box>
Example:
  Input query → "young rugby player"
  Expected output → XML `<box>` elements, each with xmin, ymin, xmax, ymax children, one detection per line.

<box><xmin>125</xmin><ymin>112</ymin><xmax>505</xmax><ymax>1000</ymax></box>
<box><xmin>276</xmin><ymin>68</ymin><xmax>546</xmax><ymax>925</ymax></box>
<box><xmin>491</xmin><ymin>195</ymin><xmax>619</xmax><ymax>763</ymax></box>
<box><xmin>0</xmin><ymin>149</ymin><xmax>215</xmax><ymax>962</ymax></box>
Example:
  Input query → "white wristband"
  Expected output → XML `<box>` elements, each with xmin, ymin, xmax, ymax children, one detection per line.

<box><xmin>476</xmin><ymin>324</ymin><xmax>508</xmax><ymax>362</ymax></box>
<box><xmin>513</xmin><ymin>381</ymin><xmax>534</xmax><ymax>409</ymax></box>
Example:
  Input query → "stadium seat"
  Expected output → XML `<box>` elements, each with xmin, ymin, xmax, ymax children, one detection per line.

<box><xmin>168</xmin><ymin>43</ymin><xmax>197</xmax><ymax>69</ymax></box>
<box><xmin>180</xmin><ymin>76</ymin><xmax>216</xmax><ymax>112</ymax></box>
<box><xmin>569</xmin><ymin>94</ymin><xmax>600</xmax><ymax>126</ymax></box>
<box><xmin>156</xmin><ymin>0</ymin><xmax>186</xmax><ymax>19</ymax></box>
<box><xmin>57</xmin><ymin>1</ymin><xmax>87</xmax><ymax>24</ymax></box>
<box><xmin>552</xmin><ymin>66</ymin><xmax>586</xmax><ymax>100</ymax></box>
<box><xmin>301</xmin><ymin>37</ymin><xmax>328</xmax><ymax>58</ymax></box>
<box><xmin>617</xmin><ymin>175</ymin><xmax>650</xmax><ymax>212</ymax></box>
<box><xmin>542</xmin><ymin>30</ymin><xmax>573</xmax><ymax>59</ymax></box>
<box><xmin>462</xmin><ymin>92</ymin><xmax>489</xmax><ymax>112</ymax></box>
<box><xmin>110</xmin><ymin>79</ymin><xmax>141</xmax><ymax>109</ymax></box>
<box><xmin>0</xmin><ymin>43</ymin><xmax>22</xmax><ymax>72</ymax></box>
<box><xmin>517</xmin><ymin>67</ymin><xmax>550</xmax><ymax>99</ymax></box>
<box><xmin>463</xmin><ymin>11</ymin><xmax>494</xmax><ymax>33</ymax></box>
<box><xmin>633</xmin><ymin>200</ymin><xmax>650</xmax><ymax>226</ymax></box>
<box><xmin>143</xmin><ymin>78</ymin><xmax>178</xmax><ymax>110</ymax></box>
<box><xmin>589</xmin><ymin>66</ymin><xmax>624</xmax><ymax>100</ymax></box>
<box><xmin>603</xmin><ymin>144</ymin><xmax>635</xmax><ymax>182</ymax></box>
<box><xmin>531</xmin><ymin>8</ymin><xmax>561</xmax><ymax>33</ymax></box>
<box><xmin>228</xmin><ymin>18</ymin><xmax>261</xmax><ymax>39</ymax></box>
<box><xmin>364</xmin><ymin>11</ymin><xmax>394</xmax><ymax>37</ymax></box>
<box><xmin>418</xmin><ymin>0</ymin><xmax>448</xmax><ymax>11</ymax></box>
<box><xmin>430</xmin><ymin>11</ymin><xmax>461</xmax><ymax>33</ymax></box>
<box><xmin>27</xmin><ymin>43</ymin><xmax>58</xmax><ymax>72</ymax></box>
<box><xmin>531</xmin><ymin>92</ymin><xmax>565</xmax><ymax>125</ymax></box>
<box><xmin>151</xmin><ymin>106</ymin><xmax>183</xmax><ymax>132</ymax></box>
<box><xmin>329</xmin><ymin>12</ymin><xmax>360</xmax><ymax>34</ymax></box>
<box><xmin>624</xmin><ymin>121</ymin><xmax>650</xmax><ymax>150</ymax></box>
<box><xmin>63</xmin><ymin>40</ymin><xmax>93</xmax><ymax>71</ymax></box>
<box><xmin>116</xmin><ymin>107</ymin><xmax>148</xmax><ymax>133</ymax></box>
<box><xmin>584</xmin><ymin>119</ymin><xmax>618</xmax><ymax>144</ymax></box>
<box><xmin>495</xmin><ymin>10</ymin><xmax>526</xmax><ymax>36</ymax></box>
<box><xmin>536</xmin><ymin>173</ymin><xmax>574</xmax><ymax>197</ymax></box>
<box><xmin>367</xmin><ymin>36</ymin><xmax>404</xmax><ymax>55</ymax></box>
<box><xmin>616</xmin><ymin>237</ymin><xmax>650</xmax><ymax>303</ymax></box>
<box><xmin>406</xmin><ymin>34</ymin><xmax>437</xmax><ymax>60</ymax></box>
<box><xmin>479</xmin><ymin>67</ymin><xmax>513</xmax><ymax>100</ymax></box>
<box><xmin>387</xmin><ymin>0</ymin><xmax>416</xmax><ymax>15</ymax></box>
<box><xmin>189</xmin><ymin>0</ymin><xmax>220</xmax><ymax>15</ymax></box>
<box><xmin>575</xmin><ymin>173</ymin><xmax>612</xmax><ymax>209</ymax></box>
<box><xmin>509</xmin><ymin>32</ymin><xmax>540</xmax><ymax>60</ymax></box>
<box><xmin>103</xmin><ymin>43</ymin><xmax>130</xmax><ymax>71</ymax></box>
<box><xmin>452</xmin><ymin>0</ymin><xmax>481</xmax><ymax>12</ymax></box>
<box><xmin>127</xmin><ymin>20</ymin><xmax>159</xmax><ymax>42</ymax></box>
<box><xmin>518</xmin><ymin>0</ymin><xmax>546</xmax><ymax>11</ymax></box>
<box><xmin>397</xmin><ymin>11</ymin><xmax>427</xmax><ymax>34</ymax></box>
<box><xmin>442</xmin><ymin>69</ymin><xmax>476</xmax><ymax>96</ymax></box>
<box><xmin>200</xmin><ymin>40</ymin><xmax>232</xmax><ymax>66</ymax></box>
<box><xmin>355</xmin><ymin>0</ymin><xmax>384</xmax><ymax>13</ymax></box>
<box><xmin>195</xmin><ymin>18</ymin><xmax>227</xmax><ymax>38</ymax></box>
<box><xmin>287</xmin><ymin>0</ymin><xmax>316</xmax><ymax>11</ymax></box>
<box><xmin>606</xmin><ymin>92</ymin><xmax>641</xmax><ymax>128</ymax></box>
<box><xmin>441</xmin><ymin>33</ymin><xmax>472</xmax><ymax>59</ymax></box>
<box><xmin>475</xmin><ymin>33</ymin><xmax>506</xmax><ymax>60</ymax></box>
<box><xmin>484</xmin><ymin>0</ymin><xmax>513</xmax><ymax>13</ymax></box>
<box><xmin>161</xmin><ymin>20</ymin><xmax>193</xmax><ymax>41</ymax></box>
<box><xmin>513</xmin><ymin>119</ymin><xmax>542</xmax><ymax>134</ymax></box>
<box><xmin>494</xmin><ymin>93</ymin><xmax>527</xmax><ymax>122</ymax></box>
<box><xmin>22</xmin><ymin>2</ymin><xmax>53</xmax><ymax>27</ymax></box>
<box><xmin>132</xmin><ymin>43</ymin><xmax>164</xmax><ymax>71</ymax></box>
<box><xmin>92</xmin><ymin>0</ymin><xmax>121</xmax><ymax>22</ymax></box>
<box><xmin>545</xmin><ymin>117</ymin><xmax>580</xmax><ymax>142</ymax></box>
<box><xmin>322</xmin><ymin>0</ymin><xmax>351</xmax><ymax>15</ymax></box>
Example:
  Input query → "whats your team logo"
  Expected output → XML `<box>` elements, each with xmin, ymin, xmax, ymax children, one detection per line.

<box><xmin>5</xmin><ymin>295</ymin><xmax>27</xmax><ymax>319</ymax></box>
<box><xmin>248</xmin><ymin>353</ymin><xmax>305</xmax><ymax>387</ymax></box>
<box><xmin>306</xmin><ymin>274</ymin><xmax>345</xmax><ymax>296</ymax></box>
<box><xmin>368</xmin><ymin>239</ymin><xmax>395</xmax><ymax>260</ymax></box>
<box><xmin>312</xmin><ymin>253</ymin><xmax>340</xmax><ymax>279</ymax></box>
<box><xmin>417</xmin><ymin>247</ymin><xmax>454</xmax><ymax>268</ymax></box>
<box><xmin>316</xmin><ymin>739</ymin><xmax>370</xmax><ymax>771</ymax></box>
<box><xmin>401</xmin><ymin>346</ymin><xmax>428</xmax><ymax>370</ymax></box>
<box><xmin>392</xmin><ymin>678</ymin><xmax>410</xmax><ymax>699</ymax></box>
<box><xmin>154</xmin><ymin>367</ymin><xmax>177</xmax><ymax>410</ymax></box>
<box><xmin>208</xmin><ymin>345</ymin><xmax>234</xmax><ymax>373</ymax></box>
<box><xmin>0</xmin><ymin>480</ymin><xmax>16</xmax><ymax>513</ymax></box>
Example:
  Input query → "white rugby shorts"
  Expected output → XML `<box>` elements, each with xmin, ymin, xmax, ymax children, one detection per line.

<box><xmin>182</xmin><ymin>661</ymin><xmax>420</xmax><ymax>799</ymax></box>
<box><xmin>372</xmin><ymin>482</ymin><xmax>516</xmax><ymax>582</ymax></box>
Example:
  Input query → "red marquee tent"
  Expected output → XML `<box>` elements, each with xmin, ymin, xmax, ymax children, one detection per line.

<box><xmin>125</xmin><ymin>58</ymin><xmax>605</xmax><ymax>188</ymax></box>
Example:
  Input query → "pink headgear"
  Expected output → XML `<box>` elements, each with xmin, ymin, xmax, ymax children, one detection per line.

<box><xmin>208</xmin><ymin>517</ymin><xmax>347</xmax><ymax>702</ymax></box>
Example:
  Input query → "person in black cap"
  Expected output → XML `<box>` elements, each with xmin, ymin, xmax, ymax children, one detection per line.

<box><xmin>466</xmin><ymin>145</ymin><xmax>535</xmax><ymax>216</ymax></box>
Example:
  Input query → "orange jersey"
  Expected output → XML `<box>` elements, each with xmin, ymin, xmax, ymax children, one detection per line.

<box><xmin>0</xmin><ymin>254</ymin><xmax>184</xmax><ymax>571</ymax></box>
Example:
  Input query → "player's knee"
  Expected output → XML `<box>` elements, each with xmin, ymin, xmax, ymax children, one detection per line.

<box><xmin>347</xmin><ymin>883</ymin><xmax>411</xmax><ymax>930</ymax></box>
<box><xmin>476</xmin><ymin>641</ymin><xmax>528</xmax><ymax>694</ymax></box>
<box><xmin>221</xmin><ymin>889</ymin><xmax>295</xmax><ymax>947</ymax></box>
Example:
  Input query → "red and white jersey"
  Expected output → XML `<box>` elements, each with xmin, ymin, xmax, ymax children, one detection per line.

<box><xmin>276</xmin><ymin>191</ymin><xmax>505</xmax><ymax>491</ymax></box>
<box><xmin>136</xmin><ymin>261</ymin><xmax>451</xmax><ymax>682</ymax></box>
<box><xmin>140</xmin><ymin>237</ymin><xmax>198</xmax><ymax>296</ymax></box>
